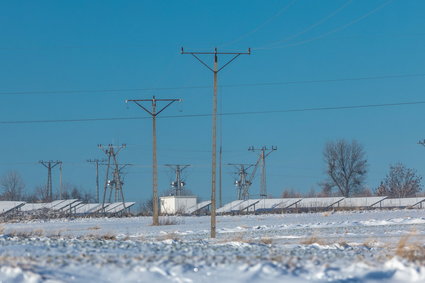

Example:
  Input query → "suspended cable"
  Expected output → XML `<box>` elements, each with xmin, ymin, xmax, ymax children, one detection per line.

<box><xmin>0</xmin><ymin>72</ymin><xmax>422</xmax><ymax>95</ymax></box>
<box><xmin>0</xmin><ymin>100</ymin><xmax>423</xmax><ymax>125</ymax></box>
<box><xmin>219</xmin><ymin>0</ymin><xmax>299</xmax><ymax>48</ymax></box>
<box><xmin>258</xmin><ymin>0</ymin><xmax>352</xmax><ymax>49</ymax></box>
<box><xmin>255</xmin><ymin>0</ymin><xmax>394</xmax><ymax>50</ymax></box>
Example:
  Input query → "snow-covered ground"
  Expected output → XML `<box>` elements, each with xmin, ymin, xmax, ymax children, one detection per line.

<box><xmin>0</xmin><ymin>209</ymin><xmax>425</xmax><ymax>282</ymax></box>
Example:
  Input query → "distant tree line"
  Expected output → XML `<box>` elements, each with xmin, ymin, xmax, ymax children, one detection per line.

<box><xmin>282</xmin><ymin>139</ymin><xmax>423</xmax><ymax>198</ymax></box>
<box><xmin>0</xmin><ymin>170</ymin><xmax>94</xmax><ymax>202</ymax></box>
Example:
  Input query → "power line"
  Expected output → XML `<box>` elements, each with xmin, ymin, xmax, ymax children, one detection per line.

<box><xmin>258</xmin><ymin>0</ymin><xmax>353</xmax><ymax>49</ymax></box>
<box><xmin>0</xmin><ymin>73</ymin><xmax>423</xmax><ymax>95</ymax></box>
<box><xmin>0</xmin><ymin>100</ymin><xmax>424</xmax><ymax>125</ymax></box>
<box><xmin>255</xmin><ymin>0</ymin><xmax>394</xmax><ymax>50</ymax></box>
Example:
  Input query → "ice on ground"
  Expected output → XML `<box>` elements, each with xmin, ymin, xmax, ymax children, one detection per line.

<box><xmin>0</xmin><ymin>209</ymin><xmax>424</xmax><ymax>282</ymax></box>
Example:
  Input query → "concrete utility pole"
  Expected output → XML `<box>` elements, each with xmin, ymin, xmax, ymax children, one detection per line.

<box><xmin>39</xmin><ymin>160</ymin><xmax>62</xmax><ymax>201</ymax></box>
<box><xmin>248</xmin><ymin>146</ymin><xmax>277</xmax><ymax>198</ymax></box>
<box><xmin>126</xmin><ymin>96</ymin><xmax>180</xmax><ymax>226</ymax></box>
<box><xmin>98</xmin><ymin>144</ymin><xmax>127</xmax><ymax>209</ymax></box>
<box><xmin>165</xmin><ymin>164</ymin><xmax>190</xmax><ymax>196</ymax></box>
<box><xmin>181</xmin><ymin>47</ymin><xmax>250</xmax><ymax>238</ymax></box>
<box><xmin>87</xmin><ymin>158</ymin><xmax>107</xmax><ymax>203</ymax></box>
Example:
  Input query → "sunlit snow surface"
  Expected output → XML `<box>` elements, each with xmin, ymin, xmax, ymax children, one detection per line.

<box><xmin>1</xmin><ymin>209</ymin><xmax>425</xmax><ymax>282</ymax></box>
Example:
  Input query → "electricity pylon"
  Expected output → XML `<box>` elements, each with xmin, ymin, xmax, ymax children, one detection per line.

<box><xmin>126</xmin><ymin>96</ymin><xmax>180</xmax><ymax>226</ymax></box>
<box><xmin>98</xmin><ymin>144</ymin><xmax>127</xmax><ymax>210</ymax></box>
<box><xmin>182</xmin><ymin>47</ymin><xmax>250</xmax><ymax>238</ymax></box>
<box><xmin>39</xmin><ymin>160</ymin><xmax>62</xmax><ymax>201</ymax></box>
<box><xmin>248</xmin><ymin>146</ymin><xmax>277</xmax><ymax>198</ymax></box>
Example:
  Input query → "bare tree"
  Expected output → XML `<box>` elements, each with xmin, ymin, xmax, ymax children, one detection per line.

<box><xmin>376</xmin><ymin>163</ymin><xmax>422</xmax><ymax>197</ymax></box>
<box><xmin>281</xmin><ymin>188</ymin><xmax>301</xmax><ymax>198</ymax></box>
<box><xmin>35</xmin><ymin>185</ymin><xmax>50</xmax><ymax>202</ymax></box>
<box><xmin>322</xmin><ymin>139</ymin><xmax>367</xmax><ymax>197</ymax></box>
<box><xmin>0</xmin><ymin>171</ymin><xmax>25</xmax><ymax>201</ymax></box>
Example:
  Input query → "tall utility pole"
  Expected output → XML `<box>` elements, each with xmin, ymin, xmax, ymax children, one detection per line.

<box><xmin>39</xmin><ymin>160</ymin><xmax>62</xmax><ymax>201</ymax></box>
<box><xmin>87</xmin><ymin>158</ymin><xmax>107</xmax><ymax>203</ymax></box>
<box><xmin>126</xmin><ymin>96</ymin><xmax>180</xmax><ymax>226</ymax></box>
<box><xmin>248</xmin><ymin>146</ymin><xmax>277</xmax><ymax>198</ymax></box>
<box><xmin>182</xmin><ymin>47</ymin><xmax>250</xmax><ymax>238</ymax></box>
<box><xmin>98</xmin><ymin>144</ymin><xmax>127</xmax><ymax>209</ymax></box>
<box><xmin>165</xmin><ymin>164</ymin><xmax>190</xmax><ymax>196</ymax></box>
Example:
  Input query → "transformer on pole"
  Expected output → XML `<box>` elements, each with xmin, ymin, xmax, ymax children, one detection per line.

<box><xmin>165</xmin><ymin>164</ymin><xmax>190</xmax><ymax>196</ymax></box>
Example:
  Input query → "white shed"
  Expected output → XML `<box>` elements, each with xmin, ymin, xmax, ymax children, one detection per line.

<box><xmin>160</xmin><ymin>196</ymin><xmax>197</xmax><ymax>215</ymax></box>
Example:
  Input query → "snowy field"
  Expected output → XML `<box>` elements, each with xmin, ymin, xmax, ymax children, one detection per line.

<box><xmin>0</xmin><ymin>209</ymin><xmax>425</xmax><ymax>282</ymax></box>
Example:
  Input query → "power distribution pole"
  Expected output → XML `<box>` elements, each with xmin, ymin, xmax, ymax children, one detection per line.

<box><xmin>98</xmin><ymin>144</ymin><xmax>127</xmax><ymax>209</ymax></box>
<box><xmin>126</xmin><ymin>96</ymin><xmax>180</xmax><ymax>226</ymax></box>
<box><xmin>59</xmin><ymin>162</ymin><xmax>63</xmax><ymax>199</ymax></box>
<box><xmin>248</xmin><ymin>146</ymin><xmax>277</xmax><ymax>198</ymax></box>
<box><xmin>87</xmin><ymin>158</ymin><xmax>107</xmax><ymax>203</ymax></box>
<box><xmin>165</xmin><ymin>164</ymin><xmax>190</xmax><ymax>196</ymax></box>
<box><xmin>182</xmin><ymin>47</ymin><xmax>250</xmax><ymax>238</ymax></box>
<box><xmin>39</xmin><ymin>160</ymin><xmax>62</xmax><ymax>201</ymax></box>
<box><xmin>229</xmin><ymin>163</ymin><xmax>255</xmax><ymax>200</ymax></box>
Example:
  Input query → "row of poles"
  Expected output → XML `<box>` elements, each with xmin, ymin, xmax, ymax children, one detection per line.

<box><xmin>40</xmin><ymin>48</ymin><xmax>251</xmax><ymax>238</ymax></box>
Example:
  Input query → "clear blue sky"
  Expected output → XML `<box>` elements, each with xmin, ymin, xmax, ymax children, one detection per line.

<box><xmin>0</xmin><ymin>0</ymin><xmax>424</xmax><ymax>205</ymax></box>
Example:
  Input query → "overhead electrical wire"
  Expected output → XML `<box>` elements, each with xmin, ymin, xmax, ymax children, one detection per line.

<box><xmin>258</xmin><ymin>0</ymin><xmax>353</xmax><ymax>49</ymax></box>
<box><xmin>254</xmin><ymin>0</ymin><xmax>394</xmax><ymax>50</ymax></box>
<box><xmin>219</xmin><ymin>0</ymin><xmax>299</xmax><ymax>48</ymax></box>
<box><xmin>0</xmin><ymin>100</ymin><xmax>424</xmax><ymax>125</ymax></box>
<box><xmin>0</xmin><ymin>73</ymin><xmax>422</xmax><ymax>95</ymax></box>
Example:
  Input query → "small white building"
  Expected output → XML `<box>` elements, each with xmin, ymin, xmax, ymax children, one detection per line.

<box><xmin>160</xmin><ymin>196</ymin><xmax>197</xmax><ymax>215</ymax></box>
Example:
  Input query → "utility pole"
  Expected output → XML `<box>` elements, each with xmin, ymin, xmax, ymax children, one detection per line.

<box><xmin>248</xmin><ymin>146</ymin><xmax>277</xmax><ymax>198</ymax></box>
<box><xmin>229</xmin><ymin>163</ymin><xmax>254</xmax><ymax>200</ymax></box>
<box><xmin>182</xmin><ymin>47</ymin><xmax>250</xmax><ymax>238</ymax></box>
<box><xmin>39</xmin><ymin>160</ymin><xmax>62</xmax><ymax>201</ymax></box>
<box><xmin>98</xmin><ymin>144</ymin><xmax>127</xmax><ymax>209</ymax></box>
<box><xmin>59</xmin><ymin>162</ymin><xmax>63</xmax><ymax>199</ymax></box>
<box><xmin>87</xmin><ymin>158</ymin><xmax>107</xmax><ymax>203</ymax></box>
<box><xmin>165</xmin><ymin>164</ymin><xmax>190</xmax><ymax>196</ymax></box>
<box><xmin>126</xmin><ymin>96</ymin><xmax>180</xmax><ymax>226</ymax></box>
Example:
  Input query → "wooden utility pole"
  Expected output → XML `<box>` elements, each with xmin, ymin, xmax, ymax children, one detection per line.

<box><xmin>181</xmin><ymin>47</ymin><xmax>250</xmax><ymax>238</ymax></box>
<box><xmin>126</xmin><ymin>96</ymin><xmax>180</xmax><ymax>226</ymax></box>
<box><xmin>87</xmin><ymin>158</ymin><xmax>107</xmax><ymax>203</ymax></box>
